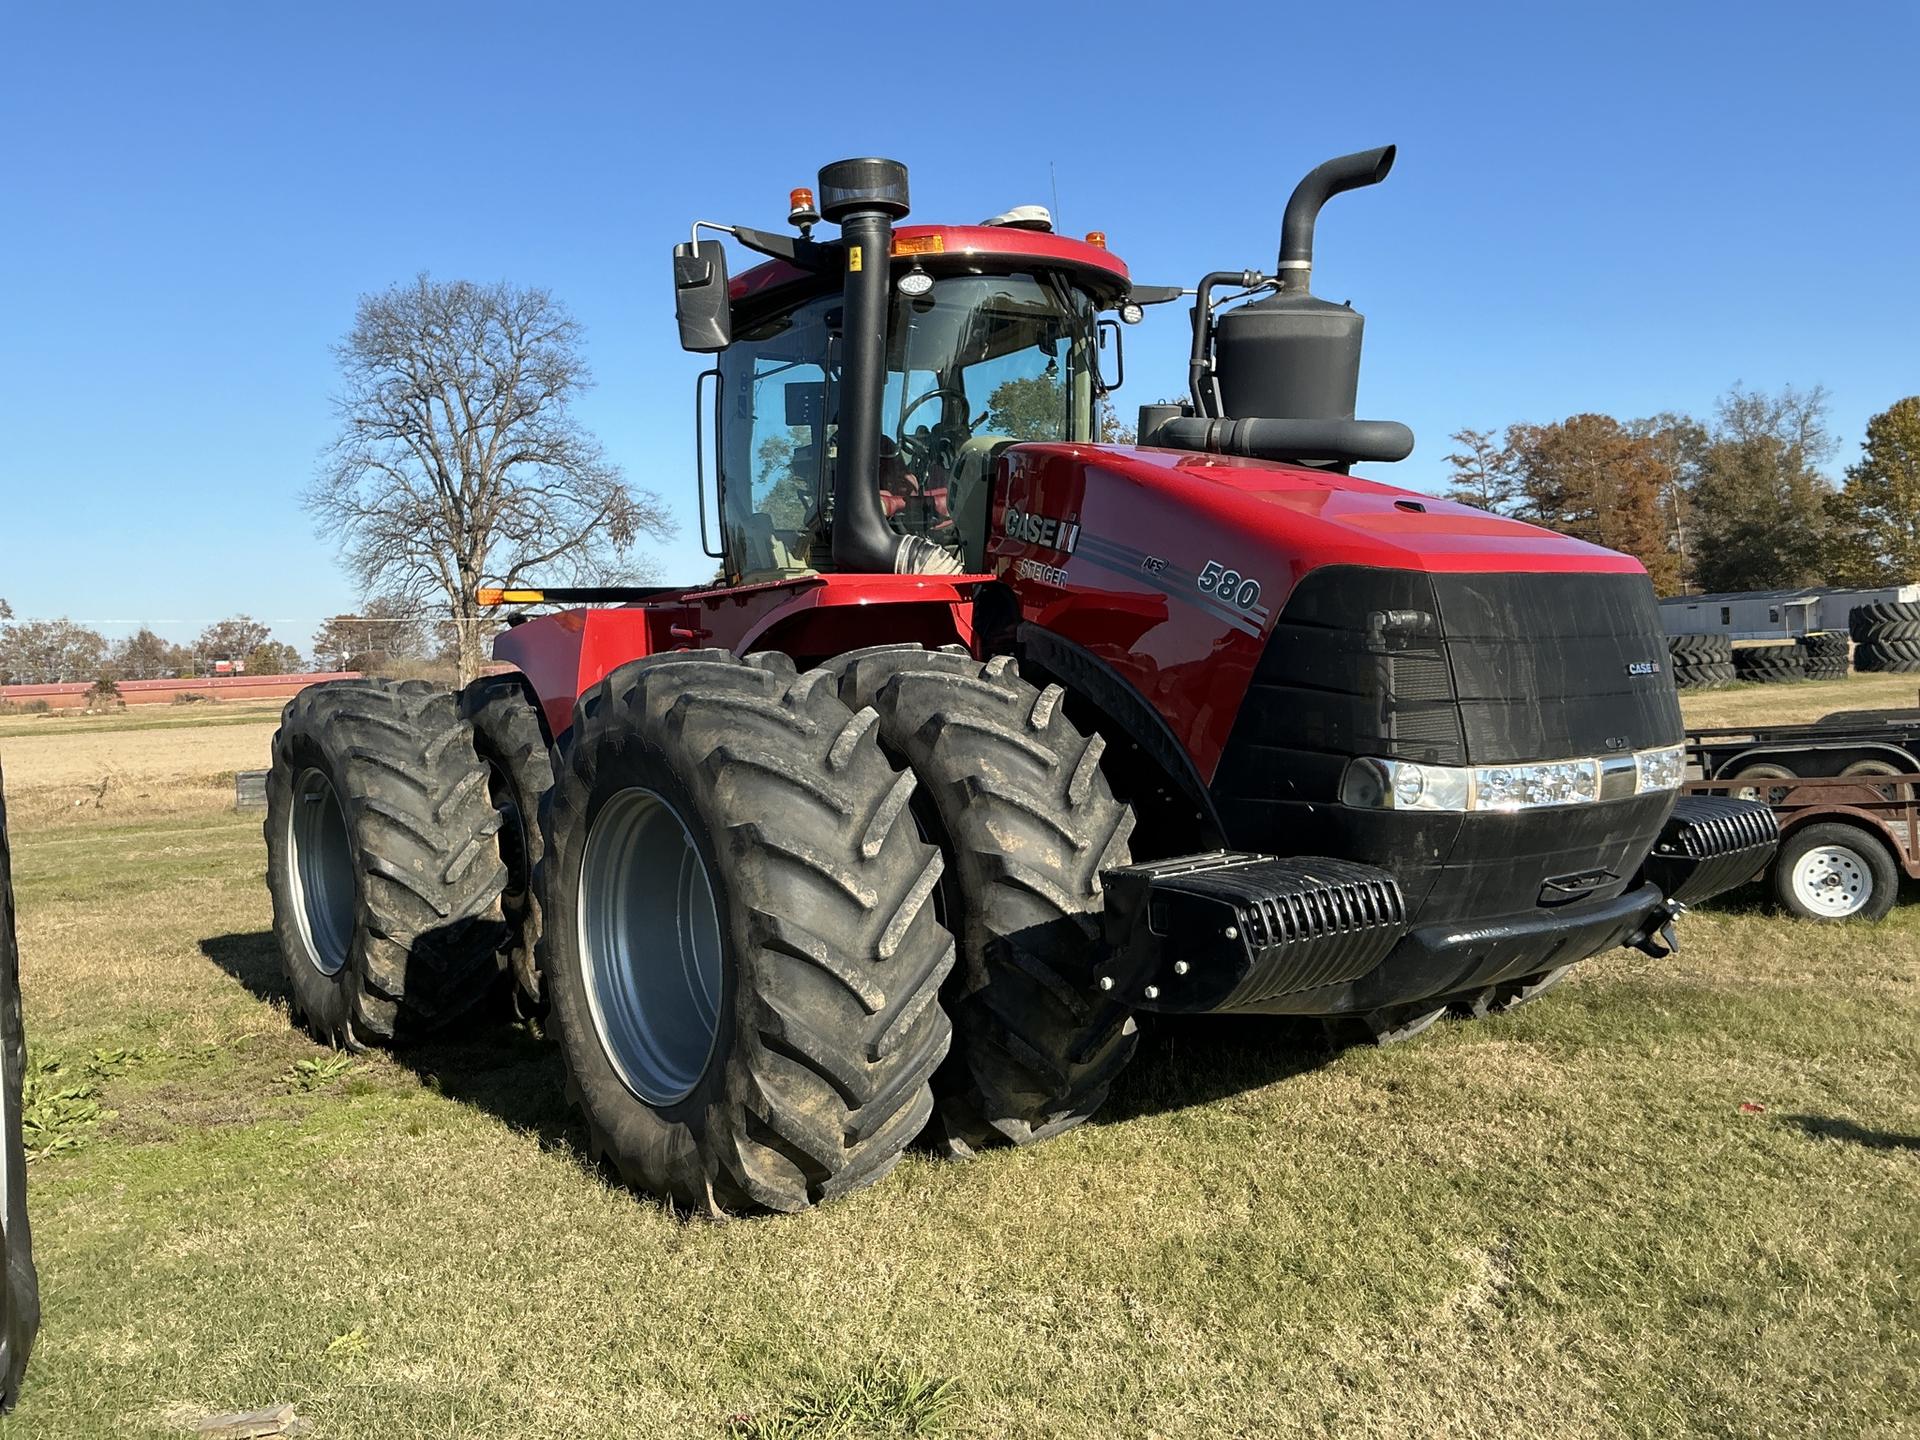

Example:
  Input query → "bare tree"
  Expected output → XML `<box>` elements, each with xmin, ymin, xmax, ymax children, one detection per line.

<box><xmin>308</xmin><ymin>275</ymin><xmax>674</xmax><ymax>685</ymax></box>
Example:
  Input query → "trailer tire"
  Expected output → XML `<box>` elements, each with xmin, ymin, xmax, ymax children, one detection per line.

<box><xmin>264</xmin><ymin>679</ymin><xmax>509</xmax><ymax>1049</ymax></box>
<box><xmin>536</xmin><ymin>652</ymin><xmax>955</xmax><ymax>1213</ymax></box>
<box><xmin>460</xmin><ymin>673</ymin><xmax>555</xmax><ymax>1013</ymax></box>
<box><xmin>1727</xmin><ymin>762</ymin><xmax>1797</xmax><ymax>805</ymax></box>
<box><xmin>827</xmin><ymin>645</ymin><xmax>1139</xmax><ymax>1156</ymax></box>
<box><xmin>1774</xmin><ymin>822</ymin><xmax>1898</xmax><ymax>923</ymax></box>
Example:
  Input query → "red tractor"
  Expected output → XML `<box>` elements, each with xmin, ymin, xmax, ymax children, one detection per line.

<box><xmin>264</xmin><ymin>151</ymin><xmax>1777</xmax><ymax>1214</ymax></box>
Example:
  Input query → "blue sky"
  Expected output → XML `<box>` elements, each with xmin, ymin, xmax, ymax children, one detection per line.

<box><xmin>3</xmin><ymin>2</ymin><xmax>1915</xmax><ymax>650</ymax></box>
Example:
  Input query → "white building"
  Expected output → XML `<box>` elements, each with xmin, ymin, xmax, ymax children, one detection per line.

<box><xmin>1660</xmin><ymin>584</ymin><xmax>1920</xmax><ymax>640</ymax></box>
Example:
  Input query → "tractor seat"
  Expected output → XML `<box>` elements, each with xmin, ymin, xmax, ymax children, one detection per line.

<box><xmin>739</xmin><ymin>511</ymin><xmax>814</xmax><ymax>584</ymax></box>
<box><xmin>947</xmin><ymin>435</ymin><xmax>1017</xmax><ymax>570</ymax></box>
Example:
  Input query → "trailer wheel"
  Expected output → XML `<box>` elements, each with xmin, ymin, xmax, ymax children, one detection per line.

<box><xmin>264</xmin><ymin>679</ymin><xmax>509</xmax><ymax>1048</ymax></box>
<box><xmin>1774</xmin><ymin>822</ymin><xmax>1898</xmax><ymax>923</ymax></box>
<box><xmin>828</xmin><ymin>646</ymin><xmax>1139</xmax><ymax>1156</ymax></box>
<box><xmin>1728</xmin><ymin>762</ymin><xmax>1797</xmax><ymax>805</ymax></box>
<box><xmin>536</xmin><ymin>653</ymin><xmax>955</xmax><ymax>1212</ymax></box>
<box><xmin>460</xmin><ymin>674</ymin><xmax>555</xmax><ymax>1013</ymax></box>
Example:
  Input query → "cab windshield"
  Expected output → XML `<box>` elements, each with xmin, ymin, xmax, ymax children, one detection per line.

<box><xmin>718</xmin><ymin>271</ymin><xmax>1100</xmax><ymax>580</ymax></box>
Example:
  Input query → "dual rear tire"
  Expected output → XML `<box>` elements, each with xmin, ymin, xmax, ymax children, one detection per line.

<box><xmin>264</xmin><ymin>680</ymin><xmax>509</xmax><ymax>1049</ymax></box>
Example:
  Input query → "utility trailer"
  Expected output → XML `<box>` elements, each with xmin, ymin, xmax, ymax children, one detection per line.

<box><xmin>1686</xmin><ymin>699</ymin><xmax>1920</xmax><ymax>800</ymax></box>
<box><xmin>1683</xmin><ymin>773</ymin><xmax>1920</xmax><ymax>922</ymax></box>
<box><xmin>262</xmin><ymin>150</ymin><xmax>1778</xmax><ymax>1214</ymax></box>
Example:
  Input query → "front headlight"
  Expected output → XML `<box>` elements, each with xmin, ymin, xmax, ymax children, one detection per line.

<box><xmin>1634</xmin><ymin>745</ymin><xmax>1686</xmax><ymax>794</ymax></box>
<box><xmin>1343</xmin><ymin>743</ymin><xmax>1685</xmax><ymax>813</ymax></box>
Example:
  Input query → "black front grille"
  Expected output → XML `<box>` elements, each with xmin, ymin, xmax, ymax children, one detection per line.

<box><xmin>1211</xmin><ymin>565</ymin><xmax>1684</xmax><ymax>926</ymax></box>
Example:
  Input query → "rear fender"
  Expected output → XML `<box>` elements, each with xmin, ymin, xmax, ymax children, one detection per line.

<box><xmin>1713</xmin><ymin>741</ymin><xmax>1920</xmax><ymax>778</ymax></box>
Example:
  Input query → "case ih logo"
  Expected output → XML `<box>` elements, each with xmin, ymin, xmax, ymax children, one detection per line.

<box><xmin>1002</xmin><ymin>507</ymin><xmax>1080</xmax><ymax>555</ymax></box>
<box><xmin>1626</xmin><ymin>660</ymin><xmax>1662</xmax><ymax>676</ymax></box>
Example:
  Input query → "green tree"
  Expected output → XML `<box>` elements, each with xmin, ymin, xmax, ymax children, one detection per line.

<box><xmin>1442</xmin><ymin>428</ymin><xmax>1518</xmax><ymax>514</ymax></box>
<box><xmin>244</xmin><ymin>641</ymin><xmax>303</xmax><ymax>676</ymax></box>
<box><xmin>108</xmin><ymin>628</ymin><xmax>190</xmax><ymax>680</ymax></box>
<box><xmin>1502</xmin><ymin>415</ymin><xmax>1682</xmax><ymax>594</ymax></box>
<box><xmin>194</xmin><ymin>616</ymin><xmax>273</xmax><ymax>673</ymax></box>
<box><xmin>0</xmin><ymin>617</ymin><xmax>109</xmax><ymax>684</ymax></box>
<box><xmin>1688</xmin><ymin>384</ymin><xmax>1835</xmax><ymax>593</ymax></box>
<box><xmin>1825</xmin><ymin>396</ymin><xmax>1920</xmax><ymax>586</ymax></box>
<box><xmin>986</xmin><ymin>375</ymin><xmax>1066</xmax><ymax>441</ymax></box>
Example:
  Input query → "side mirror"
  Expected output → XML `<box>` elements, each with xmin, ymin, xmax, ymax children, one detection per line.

<box><xmin>1096</xmin><ymin>317</ymin><xmax>1124</xmax><ymax>394</ymax></box>
<box><xmin>673</xmin><ymin>240</ymin><xmax>731</xmax><ymax>352</ymax></box>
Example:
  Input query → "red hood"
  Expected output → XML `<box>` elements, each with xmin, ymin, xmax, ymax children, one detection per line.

<box><xmin>1088</xmin><ymin>444</ymin><xmax>1643</xmax><ymax>576</ymax></box>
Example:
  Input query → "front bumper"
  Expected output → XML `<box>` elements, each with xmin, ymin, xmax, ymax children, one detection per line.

<box><xmin>1101</xmin><ymin>794</ymin><xmax>1778</xmax><ymax>1016</ymax></box>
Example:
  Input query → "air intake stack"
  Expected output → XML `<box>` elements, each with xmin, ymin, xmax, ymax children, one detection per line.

<box><xmin>1150</xmin><ymin>146</ymin><xmax>1412</xmax><ymax>468</ymax></box>
<box><xmin>1212</xmin><ymin>145</ymin><xmax>1394</xmax><ymax>427</ymax></box>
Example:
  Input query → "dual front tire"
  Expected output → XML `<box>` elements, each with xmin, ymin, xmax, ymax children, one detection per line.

<box><xmin>535</xmin><ymin>646</ymin><xmax>1137</xmax><ymax>1206</ymax></box>
<box><xmin>536</xmin><ymin>653</ymin><xmax>957</xmax><ymax>1212</ymax></box>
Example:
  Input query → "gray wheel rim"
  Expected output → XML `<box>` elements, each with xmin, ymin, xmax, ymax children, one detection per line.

<box><xmin>577</xmin><ymin>787</ymin><xmax>724</xmax><ymax>1105</ymax></box>
<box><xmin>1791</xmin><ymin>844</ymin><xmax>1872</xmax><ymax>918</ymax></box>
<box><xmin>288</xmin><ymin>767</ymin><xmax>355</xmax><ymax>977</ymax></box>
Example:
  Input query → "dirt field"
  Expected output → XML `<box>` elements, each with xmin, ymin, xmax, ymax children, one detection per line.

<box><xmin>1</xmin><ymin>675</ymin><xmax>1917</xmax><ymax>1438</ymax></box>
<box><xmin>0</xmin><ymin>702</ymin><xmax>282</xmax><ymax>828</ymax></box>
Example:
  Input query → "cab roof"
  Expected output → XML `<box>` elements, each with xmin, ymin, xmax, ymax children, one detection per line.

<box><xmin>729</xmin><ymin>224</ymin><xmax>1132</xmax><ymax>307</ymax></box>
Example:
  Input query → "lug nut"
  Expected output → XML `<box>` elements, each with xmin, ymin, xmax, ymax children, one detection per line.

<box><xmin>1173</xmin><ymin>960</ymin><xmax>1190</xmax><ymax>975</ymax></box>
<box><xmin>1143</xmin><ymin>985</ymin><xmax>1160</xmax><ymax>1000</ymax></box>
<box><xmin>1097</xmin><ymin>976</ymin><xmax>1114</xmax><ymax>991</ymax></box>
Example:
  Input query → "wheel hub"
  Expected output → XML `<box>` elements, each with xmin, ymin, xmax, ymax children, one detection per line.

<box><xmin>287</xmin><ymin>768</ymin><xmax>354</xmax><ymax>977</ymax></box>
<box><xmin>577</xmin><ymin>787</ymin><xmax>724</xmax><ymax>1105</ymax></box>
<box><xmin>1791</xmin><ymin>844</ymin><xmax>1872</xmax><ymax>918</ymax></box>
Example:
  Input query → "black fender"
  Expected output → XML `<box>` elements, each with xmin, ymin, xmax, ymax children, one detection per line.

<box><xmin>1015</xmin><ymin>623</ymin><xmax>1227</xmax><ymax>857</ymax></box>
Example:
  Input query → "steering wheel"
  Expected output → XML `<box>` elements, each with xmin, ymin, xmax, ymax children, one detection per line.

<box><xmin>896</xmin><ymin>386</ymin><xmax>971</xmax><ymax>472</ymax></box>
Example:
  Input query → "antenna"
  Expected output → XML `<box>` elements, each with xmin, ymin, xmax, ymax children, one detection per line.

<box><xmin>1049</xmin><ymin>160</ymin><xmax>1061</xmax><ymax>230</ymax></box>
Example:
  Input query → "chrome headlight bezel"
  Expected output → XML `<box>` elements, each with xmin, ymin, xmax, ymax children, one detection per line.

<box><xmin>1342</xmin><ymin>743</ymin><xmax>1686</xmax><ymax>814</ymax></box>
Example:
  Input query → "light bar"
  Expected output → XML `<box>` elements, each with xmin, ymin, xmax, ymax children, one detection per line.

<box><xmin>475</xmin><ymin>588</ymin><xmax>545</xmax><ymax>607</ymax></box>
<box><xmin>1342</xmin><ymin>744</ymin><xmax>1686</xmax><ymax>814</ymax></box>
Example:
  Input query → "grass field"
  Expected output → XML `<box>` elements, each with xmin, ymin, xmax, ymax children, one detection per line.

<box><xmin>2</xmin><ymin>676</ymin><xmax>1917</xmax><ymax>1438</ymax></box>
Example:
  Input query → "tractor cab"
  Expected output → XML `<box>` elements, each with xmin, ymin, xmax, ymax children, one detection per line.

<box><xmin>673</xmin><ymin>160</ymin><xmax>1132</xmax><ymax>586</ymax></box>
<box><xmin>718</xmin><ymin>266</ymin><xmax>1106</xmax><ymax>580</ymax></box>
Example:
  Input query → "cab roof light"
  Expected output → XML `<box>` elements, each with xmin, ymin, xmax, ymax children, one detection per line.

<box><xmin>1085</xmin><ymin>230</ymin><xmax>1108</xmax><ymax>249</ymax></box>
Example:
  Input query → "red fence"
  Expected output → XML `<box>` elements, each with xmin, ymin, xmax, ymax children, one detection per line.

<box><xmin>0</xmin><ymin>672</ymin><xmax>361</xmax><ymax>711</ymax></box>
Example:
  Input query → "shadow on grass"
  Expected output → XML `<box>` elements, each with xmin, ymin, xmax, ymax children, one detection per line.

<box><xmin>1784</xmin><ymin>1114</ymin><xmax>1920</xmax><ymax>1152</ymax></box>
<box><xmin>198</xmin><ymin>930</ymin><xmax>584</xmax><ymax>1155</ymax></box>
<box><xmin>200</xmin><ymin>930</ymin><xmax>1351</xmax><ymax>1148</ymax></box>
<box><xmin>1098</xmin><ymin>1014</ymin><xmax>1337</xmax><ymax>1125</ymax></box>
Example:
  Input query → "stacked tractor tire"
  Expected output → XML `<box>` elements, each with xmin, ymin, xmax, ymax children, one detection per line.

<box><xmin>1797</xmin><ymin>631</ymin><xmax>1850</xmax><ymax>681</ymax></box>
<box><xmin>1851</xmin><ymin>602</ymin><xmax>1920</xmax><ymax>674</ymax></box>
<box><xmin>1732</xmin><ymin>641</ymin><xmax>1806</xmax><ymax>685</ymax></box>
<box><xmin>1666</xmin><ymin>634</ymin><xmax>1735</xmax><ymax>689</ymax></box>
